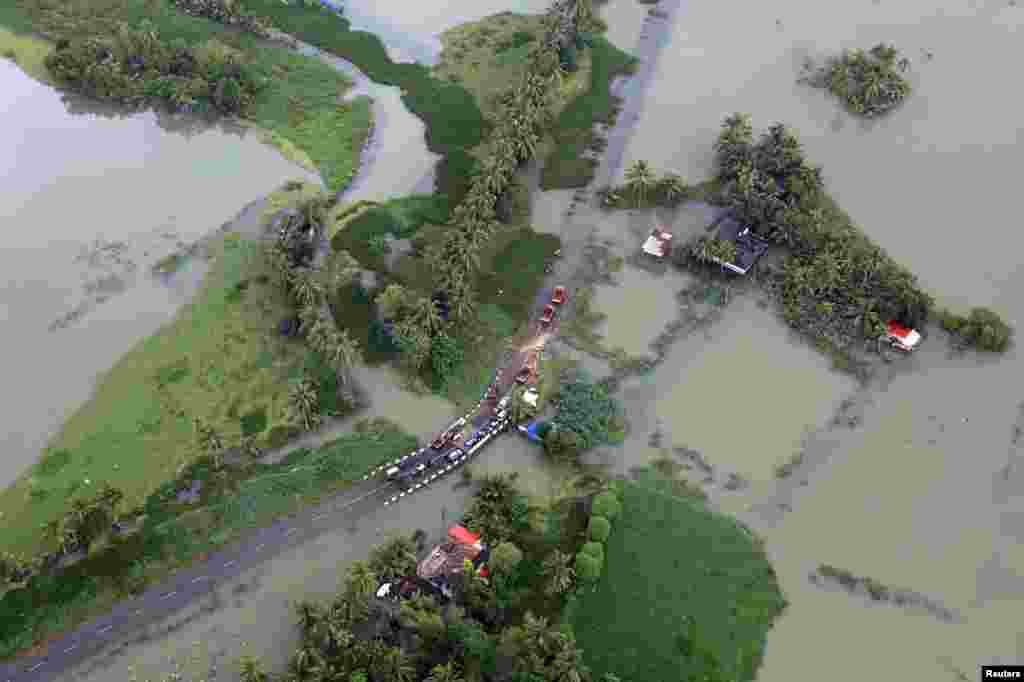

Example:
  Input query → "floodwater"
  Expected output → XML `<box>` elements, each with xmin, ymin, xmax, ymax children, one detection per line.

<box><xmin>291</xmin><ymin>43</ymin><xmax>439</xmax><ymax>202</ymax></box>
<box><xmin>338</xmin><ymin>0</ymin><xmax>553</xmax><ymax>64</ymax></box>
<box><xmin>592</xmin><ymin>264</ymin><xmax>691</xmax><ymax>357</ymax></box>
<box><xmin>610</xmin><ymin>0</ymin><xmax>1024</xmax><ymax>677</ymax></box>
<box><xmin>0</xmin><ymin>59</ymin><xmax>321</xmax><ymax>490</ymax></box>
<box><xmin>652</xmin><ymin>296</ymin><xmax>855</xmax><ymax>483</ymax></box>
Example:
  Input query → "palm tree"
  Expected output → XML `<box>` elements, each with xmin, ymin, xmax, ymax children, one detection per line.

<box><xmin>409</xmin><ymin>295</ymin><xmax>446</xmax><ymax>337</ymax></box>
<box><xmin>288</xmin><ymin>645</ymin><xmax>326</xmax><ymax>681</ymax></box>
<box><xmin>447</xmin><ymin>279</ymin><xmax>477</xmax><ymax>323</ymax></box>
<box><xmin>370</xmin><ymin>646</ymin><xmax>415</xmax><ymax>682</ymax></box>
<box><xmin>290</xmin><ymin>267</ymin><xmax>324</xmax><ymax>309</ymax></box>
<box><xmin>624</xmin><ymin>160</ymin><xmax>657</xmax><ymax>207</ymax></box>
<box><xmin>194</xmin><ymin>418</ymin><xmax>225</xmax><ymax>467</ymax></box>
<box><xmin>286</xmin><ymin>374</ymin><xmax>321</xmax><ymax>431</ymax></box>
<box><xmin>425</xmin><ymin>661</ymin><xmax>465</xmax><ymax>682</ymax></box>
<box><xmin>295</xmin><ymin>599</ymin><xmax>324</xmax><ymax>639</ymax></box>
<box><xmin>541</xmin><ymin>550</ymin><xmax>575</xmax><ymax>596</ymax></box>
<box><xmin>343</xmin><ymin>560</ymin><xmax>378</xmax><ymax>602</ymax></box>
<box><xmin>237</xmin><ymin>655</ymin><xmax>268</xmax><ymax>682</ymax></box>
<box><xmin>657</xmin><ymin>172</ymin><xmax>688</xmax><ymax>205</ymax></box>
<box><xmin>324</xmin><ymin>327</ymin><xmax>360</xmax><ymax>380</ymax></box>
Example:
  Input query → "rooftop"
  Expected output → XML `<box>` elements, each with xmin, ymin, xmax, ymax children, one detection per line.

<box><xmin>712</xmin><ymin>217</ymin><xmax>769</xmax><ymax>275</ymax></box>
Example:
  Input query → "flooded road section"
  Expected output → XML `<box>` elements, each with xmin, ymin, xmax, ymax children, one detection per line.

<box><xmin>602</xmin><ymin>0</ymin><xmax>1024</xmax><ymax>678</ymax></box>
<box><xmin>0</xmin><ymin>59</ymin><xmax>321</xmax><ymax>490</ymax></box>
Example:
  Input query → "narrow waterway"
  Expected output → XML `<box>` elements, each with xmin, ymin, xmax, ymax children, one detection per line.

<box><xmin>0</xmin><ymin>59</ymin><xmax>322</xmax><ymax>490</ymax></box>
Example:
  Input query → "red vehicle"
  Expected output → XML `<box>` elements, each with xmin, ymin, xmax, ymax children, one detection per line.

<box><xmin>539</xmin><ymin>304</ymin><xmax>556</xmax><ymax>327</ymax></box>
<box><xmin>515</xmin><ymin>367</ymin><xmax>533</xmax><ymax>385</ymax></box>
<box><xmin>431</xmin><ymin>418</ymin><xmax>467</xmax><ymax>450</ymax></box>
<box><xmin>551</xmin><ymin>286</ymin><xmax>567</xmax><ymax>305</ymax></box>
<box><xmin>885</xmin><ymin>320</ymin><xmax>922</xmax><ymax>352</ymax></box>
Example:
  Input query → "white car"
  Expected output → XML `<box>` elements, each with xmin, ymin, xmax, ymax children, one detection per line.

<box><xmin>885</xmin><ymin>321</ymin><xmax>922</xmax><ymax>352</ymax></box>
<box><xmin>498</xmin><ymin>396</ymin><xmax>511</xmax><ymax>409</ymax></box>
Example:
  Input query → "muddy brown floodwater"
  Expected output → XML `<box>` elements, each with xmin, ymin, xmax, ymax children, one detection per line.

<box><xmin>0</xmin><ymin>59</ymin><xmax>321</xmax><ymax>491</ymax></box>
<box><xmin>603</xmin><ymin>0</ymin><xmax>1024</xmax><ymax>678</ymax></box>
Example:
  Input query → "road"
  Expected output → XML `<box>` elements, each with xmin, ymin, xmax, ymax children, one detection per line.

<box><xmin>0</xmin><ymin>0</ymin><xmax>681</xmax><ymax>676</ymax></box>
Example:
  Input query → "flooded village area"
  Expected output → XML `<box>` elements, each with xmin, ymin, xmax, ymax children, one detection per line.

<box><xmin>1</xmin><ymin>0</ymin><xmax>1023</xmax><ymax>680</ymax></box>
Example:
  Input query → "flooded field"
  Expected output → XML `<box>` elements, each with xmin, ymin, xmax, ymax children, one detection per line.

<box><xmin>608</xmin><ymin>0</ymin><xmax>1024</xmax><ymax>677</ymax></box>
<box><xmin>0</xmin><ymin>59</ymin><xmax>320</xmax><ymax>489</ymax></box>
<box><xmin>653</xmin><ymin>295</ymin><xmax>855</xmax><ymax>483</ymax></box>
<box><xmin>592</xmin><ymin>265</ymin><xmax>691</xmax><ymax>357</ymax></box>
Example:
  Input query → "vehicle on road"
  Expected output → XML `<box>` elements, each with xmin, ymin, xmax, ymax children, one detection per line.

<box><xmin>515</xmin><ymin>366</ymin><xmax>533</xmax><ymax>384</ymax></box>
<box><xmin>431</xmin><ymin>417</ymin><xmax>467</xmax><ymax>450</ymax></box>
<box><xmin>539</xmin><ymin>304</ymin><xmax>556</xmax><ymax>327</ymax></box>
<box><xmin>551</xmin><ymin>285</ymin><xmax>567</xmax><ymax>305</ymax></box>
<box><xmin>885</xmin><ymin>320</ymin><xmax>922</xmax><ymax>352</ymax></box>
<box><xmin>498</xmin><ymin>396</ymin><xmax>511</xmax><ymax>409</ymax></box>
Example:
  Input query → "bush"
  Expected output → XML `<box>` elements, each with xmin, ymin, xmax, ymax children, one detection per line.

<box><xmin>938</xmin><ymin>307</ymin><xmax>1012</xmax><ymax>352</ymax></box>
<box><xmin>803</xmin><ymin>43</ymin><xmax>911</xmax><ymax>118</ymax></box>
<box><xmin>591</xmin><ymin>491</ymin><xmax>621</xmax><ymax>521</ymax></box>
<box><xmin>575</xmin><ymin>551</ymin><xmax>602</xmax><ymax>583</ymax></box>
<box><xmin>588</xmin><ymin>515</ymin><xmax>611</xmax><ymax>543</ymax></box>
<box><xmin>553</xmin><ymin>379</ymin><xmax>624</xmax><ymax>451</ymax></box>
<box><xmin>581</xmin><ymin>541</ymin><xmax>604</xmax><ymax>561</ymax></box>
<box><xmin>489</xmin><ymin>541</ymin><xmax>524</xmax><ymax>576</ymax></box>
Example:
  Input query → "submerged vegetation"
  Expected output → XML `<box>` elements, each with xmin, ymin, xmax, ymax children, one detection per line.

<box><xmin>800</xmin><ymin>43</ymin><xmax>912</xmax><ymax>118</ymax></box>
<box><xmin>936</xmin><ymin>307</ymin><xmax>1013</xmax><ymax>353</ymax></box>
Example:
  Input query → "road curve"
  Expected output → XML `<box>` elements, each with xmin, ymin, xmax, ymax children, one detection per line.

<box><xmin>0</xmin><ymin>0</ymin><xmax>682</xmax><ymax>676</ymax></box>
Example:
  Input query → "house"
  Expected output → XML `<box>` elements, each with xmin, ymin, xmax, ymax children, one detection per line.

<box><xmin>711</xmin><ymin>217</ymin><xmax>769</xmax><ymax>275</ymax></box>
<box><xmin>642</xmin><ymin>227</ymin><xmax>673</xmax><ymax>259</ymax></box>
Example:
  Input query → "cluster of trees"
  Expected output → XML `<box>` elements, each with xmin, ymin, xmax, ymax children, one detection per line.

<box><xmin>936</xmin><ymin>307</ymin><xmax>1013</xmax><ymax>353</ymax></box>
<box><xmin>170</xmin><ymin>0</ymin><xmax>273</xmax><ymax>37</ymax></box>
<box><xmin>598</xmin><ymin>160</ymin><xmax>688</xmax><ymax>208</ymax></box>
<box><xmin>801</xmin><ymin>43</ymin><xmax>912</xmax><ymax>118</ymax></box>
<box><xmin>574</xmin><ymin>489</ymin><xmax>620</xmax><ymax>585</ymax></box>
<box><xmin>712</xmin><ymin>113</ymin><xmax>936</xmax><ymax>348</ymax></box>
<box><xmin>190</xmin><ymin>474</ymin><xmax>622</xmax><ymax>682</ymax></box>
<box><xmin>46</xmin><ymin>22</ymin><xmax>267</xmax><ymax>115</ymax></box>
<box><xmin>426</xmin><ymin>0</ymin><xmax>597</xmax><ymax>322</ymax></box>
<box><xmin>43</xmin><ymin>483</ymin><xmax>125</xmax><ymax>556</ymax></box>
<box><xmin>543</xmin><ymin>378</ymin><xmax>625</xmax><ymax>461</ymax></box>
<box><xmin>265</xmin><ymin>196</ymin><xmax>364</xmax><ymax>431</ymax></box>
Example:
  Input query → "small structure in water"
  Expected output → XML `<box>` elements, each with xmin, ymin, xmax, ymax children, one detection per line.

<box><xmin>376</xmin><ymin>525</ymin><xmax>490</xmax><ymax>602</ymax></box>
<box><xmin>642</xmin><ymin>227</ymin><xmax>674</xmax><ymax>259</ymax></box>
<box><xmin>711</xmin><ymin>217</ymin><xmax>769</xmax><ymax>275</ymax></box>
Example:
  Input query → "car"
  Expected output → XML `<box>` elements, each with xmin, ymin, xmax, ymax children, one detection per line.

<box><xmin>464</xmin><ymin>435</ymin><xmax>479</xmax><ymax>448</ymax></box>
<box><xmin>515</xmin><ymin>366</ymin><xmax>533</xmax><ymax>384</ymax></box>
<box><xmin>498</xmin><ymin>396</ymin><xmax>511</xmax><ymax>410</ymax></box>
<box><xmin>495</xmin><ymin>409</ymin><xmax>508</xmax><ymax>421</ymax></box>
<box><xmin>539</xmin><ymin>304</ymin><xmax>556</xmax><ymax>327</ymax></box>
<box><xmin>885</xmin><ymin>320</ymin><xmax>922</xmax><ymax>352</ymax></box>
<box><xmin>551</xmin><ymin>286</ymin><xmax>567</xmax><ymax>305</ymax></box>
<box><xmin>446</xmin><ymin>448</ymin><xmax>465</xmax><ymax>464</ymax></box>
<box><xmin>431</xmin><ymin>435</ymin><xmax>448</xmax><ymax>450</ymax></box>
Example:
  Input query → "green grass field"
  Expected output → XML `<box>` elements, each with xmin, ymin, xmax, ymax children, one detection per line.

<box><xmin>572</xmin><ymin>477</ymin><xmax>787</xmax><ymax>681</ymax></box>
<box><xmin>541</xmin><ymin>36</ymin><xmax>636</xmax><ymax>189</ymax></box>
<box><xmin>440</xmin><ymin>303</ymin><xmax>517</xmax><ymax>410</ymax></box>
<box><xmin>476</xmin><ymin>227</ymin><xmax>562</xmax><ymax>322</ymax></box>
<box><xmin>0</xmin><ymin>425</ymin><xmax>415</xmax><ymax>659</ymax></box>
<box><xmin>0</xmin><ymin>208</ymin><xmax>319</xmax><ymax>557</ymax></box>
<box><xmin>1</xmin><ymin>0</ymin><xmax>372</xmax><ymax>192</ymax></box>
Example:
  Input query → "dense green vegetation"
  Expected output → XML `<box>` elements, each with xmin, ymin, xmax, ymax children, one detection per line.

<box><xmin>711</xmin><ymin>115</ymin><xmax>936</xmax><ymax>356</ymax></box>
<box><xmin>543</xmin><ymin>374</ymin><xmax>625</xmax><ymax>460</ymax></box>
<box><xmin>572</xmin><ymin>474</ymin><xmax>786</xmax><ymax>682</ymax></box>
<box><xmin>801</xmin><ymin>43</ymin><xmax>912</xmax><ymax>118</ymax></box>
<box><xmin>236</xmin><ymin>0</ymin><xmax>488</xmax><ymax>205</ymax></box>
<box><xmin>599</xmin><ymin>159</ymin><xmax>689</xmax><ymax>208</ymax></box>
<box><xmin>214</xmin><ymin>474</ymin><xmax>608</xmax><ymax>682</ymax></box>
<box><xmin>1</xmin><ymin>0</ymin><xmax>372</xmax><ymax>192</ymax></box>
<box><xmin>936</xmin><ymin>307</ymin><xmax>1013</xmax><ymax>352</ymax></box>
<box><xmin>541</xmin><ymin>35</ymin><xmax>637</xmax><ymax>189</ymax></box>
<box><xmin>0</xmin><ymin>421</ymin><xmax>416</xmax><ymax>659</ymax></box>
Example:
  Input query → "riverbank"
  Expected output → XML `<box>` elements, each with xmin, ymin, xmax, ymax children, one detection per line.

<box><xmin>0</xmin><ymin>0</ymin><xmax>372</xmax><ymax>193</ymax></box>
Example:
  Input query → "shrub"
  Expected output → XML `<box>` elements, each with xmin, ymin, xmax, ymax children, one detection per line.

<box><xmin>489</xmin><ymin>541</ymin><xmax>524</xmax><ymax>576</ymax></box>
<box><xmin>574</xmin><ymin>551</ymin><xmax>602</xmax><ymax>583</ymax></box>
<box><xmin>553</xmin><ymin>379</ymin><xmax>624</xmax><ymax>451</ymax></box>
<box><xmin>803</xmin><ymin>43</ymin><xmax>911</xmax><ymax>118</ymax></box>
<box><xmin>588</xmin><ymin>515</ymin><xmax>610</xmax><ymax>543</ymax></box>
<box><xmin>591</xmin><ymin>491</ymin><xmax>621</xmax><ymax>521</ymax></box>
<box><xmin>581</xmin><ymin>541</ymin><xmax>604</xmax><ymax>562</ymax></box>
<box><xmin>939</xmin><ymin>307</ymin><xmax>1012</xmax><ymax>352</ymax></box>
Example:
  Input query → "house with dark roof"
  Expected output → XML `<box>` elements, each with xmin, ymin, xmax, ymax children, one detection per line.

<box><xmin>711</xmin><ymin>216</ymin><xmax>769</xmax><ymax>275</ymax></box>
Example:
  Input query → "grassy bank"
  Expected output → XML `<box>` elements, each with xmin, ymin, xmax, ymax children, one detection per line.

<box><xmin>236</xmin><ymin>0</ymin><xmax>487</xmax><ymax>205</ymax></box>
<box><xmin>1</xmin><ymin>0</ymin><xmax>371</xmax><ymax>192</ymax></box>
<box><xmin>0</xmin><ymin>422</ymin><xmax>416</xmax><ymax>660</ymax></box>
<box><xmin>541</xmin><ymin>35</ymin><xmax>636</xmax><ymax>189</ymax></box>
<box><xmin>571</xmin><ymin>478</ymin><xmax>786</xmax><ymax>681</ymax></box>
<box><xmin>0</xmin><ymin>187</ymin><xmax>329</xmax><ymax>558</ymax></box>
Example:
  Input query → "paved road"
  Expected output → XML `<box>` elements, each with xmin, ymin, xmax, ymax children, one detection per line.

<box><xmin>0</xmin><ymin>0</ymin><xmax>681</xmax><ymax>676</ymax></box>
